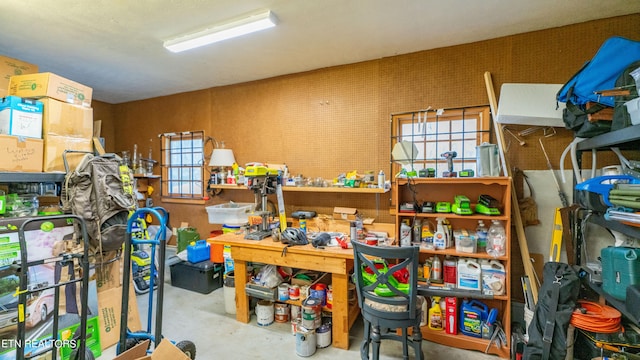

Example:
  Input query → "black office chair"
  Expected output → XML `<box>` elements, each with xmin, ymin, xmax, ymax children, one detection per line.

<box><xmin>351</xmin><ymin>241</ymin><xmax>424</xmax><ymax>360</ymax></box>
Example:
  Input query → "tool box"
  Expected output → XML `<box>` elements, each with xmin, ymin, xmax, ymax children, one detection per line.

<box><xmin>601</xmin><ymin>246</ymin><xmax>640</xmax><ymax>300</ymax></box>
<box><xmin>169</xmin><ymin>257</ymin><xmax>223</xmax><ymax>294</ymax></box>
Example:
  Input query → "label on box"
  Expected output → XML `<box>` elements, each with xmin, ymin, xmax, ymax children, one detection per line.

<box><xmin>0</xmin><ymin>135</ymin><xmax>43</xmax><ymax>172</ymax></box>
<box><xmin>0</xmin><ymin>96</ymin><xmax>43</xmax><ymax>138</ymax></box>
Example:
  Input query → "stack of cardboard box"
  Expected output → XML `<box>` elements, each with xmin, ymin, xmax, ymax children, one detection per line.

<box><xmin>0</xmin><ymin>55</ymin><xmax>42</xmax><ymax>172</ymax></box>
<box><xmin>9</xmin><ymin>71</ymin><xmax>94</xmax><ymax>172</ymax></box>
<box><xmin>0</xmin><ymin>54</ymin><xmax>95</xmax><ymax>173</ymax></box>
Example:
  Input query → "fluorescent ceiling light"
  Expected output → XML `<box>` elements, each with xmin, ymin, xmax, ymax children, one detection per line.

<box><xmin>164</xmin><ymin>10</ymin><xmax>277</xmax><ymax>53</ymax></box>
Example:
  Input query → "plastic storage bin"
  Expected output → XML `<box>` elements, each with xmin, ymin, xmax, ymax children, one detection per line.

<box><xmin>170</xmin><ymin>258</ymin><xmax>223</xmax><ymax>294</ymax></box>
<box><xmin>206</xmin><ymin>202</ymin><xmax>254</xmax><ymax>224</ymax></box>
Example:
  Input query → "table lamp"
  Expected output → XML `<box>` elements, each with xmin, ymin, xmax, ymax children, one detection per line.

<box><xmin>209</xmin><ymin>142</ymin><xmax>236</xmax><ymax>184</ymax></box>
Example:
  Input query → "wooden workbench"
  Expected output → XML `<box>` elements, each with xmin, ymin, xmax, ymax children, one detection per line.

<box><xmin>209</xmin><ymin>232</ymin><xmax>360</xmax><ymax>350</ymax></box>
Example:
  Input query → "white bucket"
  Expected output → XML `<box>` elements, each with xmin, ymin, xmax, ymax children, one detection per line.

<box><xmin>224</xmin><ymin>285</ymin><xmax>236</xmax><ymax>315</ymax></box>
<box><xmin>296</xmin><ymin>327</ymin><xmax>317</xmax><ymax>357</ymax></box>
<box><xmin>256</xmin><ymin>300</ymin><xmax>274</xmax><ymax>326</ymax></box>
<box><xmin>316</xmin><ymin>323</ymin><xmax>331</xmax><ymax>348</ymax></box>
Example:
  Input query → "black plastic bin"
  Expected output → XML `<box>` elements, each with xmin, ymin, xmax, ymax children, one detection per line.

<box><xmin>170</xmin><ymin>257</ymin><xmax>223</xmax><ymax>294</ymax></box>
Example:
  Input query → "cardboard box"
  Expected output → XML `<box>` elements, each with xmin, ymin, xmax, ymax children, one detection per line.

<box><xmin>113</xmin><ymin>339</ymin><xmax>190</xmax><ymax>360</ymax></box>
<box><xmin>43</xmin><ymin>134</ymin><xmax>92</xmax><ymax>172</ymax></box>
<box><xmin>94</xmin><ymin>253</ymin><xmax>122</xmax><ymax>293</ymax></box>
<box><xmin>9</xmin><ymin>72</ymin><xmax>92</xmax><ymax>107</ymax></box>
<box><xmin>41</xmin><ymin>97</ymin><xmax>93</xmax><ymax>138</ymax></box>
<box><xmin>0</xmin><ymin>134</ymin><xmax>43</xmax><ymax>172</ymax></box>
<box><xmin>0</xmin><ymin>96</ymin><xmax>43</xmax><ymax>138</ymax></box>
<box><xmin>0</xmin><ymin>55</ymin><xmax>38</xmax><ymax>97</ymax></box>
<box><xmin>97</xmin><ymin>283</ymin><xmax>142</xmax><ymax>350</ymax></box>
<box><xmin>332</xmin><ymin>206</ymin><xmax>358</xmax><ymax>221</ymax></box>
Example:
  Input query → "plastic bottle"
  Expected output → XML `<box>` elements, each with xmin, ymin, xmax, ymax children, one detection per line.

<box><xmin>350</xmin><ymin>221</ymin><xmax>357</xmax><ymax>242</ymax></box>
<box><xmin>428</xmin><ymin>296</ymin><xmax>443</xmax><ymax>330</ymax></box>
<box><xmin>434</xmin><ymin>217</ymin><xmax>447</xmax><ymax>250</ymax></box>
<box><xmin>299</xmin><ymin>214</ymin><xmax>307</xmax><ymax>235</ymax></box>
<box><xmin>443</xmin><ymin>256</ymin><xmax>457</xmax><ymax>288</ymax></box>
<box><xmin>476</xmin><ymin>220</ymin><xmax>488</xmax><ymax>252</ymax></box>
<box><xmin>419</xmin><ymin>296</ymin><xmax>428</xmax><ymax>326</ymax></box>
<box><xmin>487</xmin><ymin>220</ymin><xmax>506</xmax><ymax>257</ymax></box>
<box><xmin>412</xmin><ymin>219</ymin><xmax>422</xmax><ymax>246</ymax></box>
<box><xmin>400</xmin><ymin>222</ymin><xmax>412</xmax><ymax>247</ymax></box>
<box><xmin>431</xmin><ymin>256</ymin><xmax>442</xmax><ymax>282</ymax></box>
<box><xmin>378</xmin><ymin>170</ymin><xmax>385</xmax><ymax>189</ymax></box>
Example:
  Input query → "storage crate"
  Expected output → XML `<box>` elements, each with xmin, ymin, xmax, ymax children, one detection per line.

<box><xmin>206</xmin><ymin>202</ymin><xmax>254</xmax><ymax>224</ymax></box>
<box><xmin>170</xmin><ymin>258</ymin><xmax>223</xmax><ymax>294</ymax></box>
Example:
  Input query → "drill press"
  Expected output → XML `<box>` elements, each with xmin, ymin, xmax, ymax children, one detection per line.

<box><xmin>441</xmin><ymin>151</ymin><xmax>458</xmax><ymax>177</ymax></box>
<box><xmin>245</xmin><ymin>166</ymin><xmax>280</xmax><ymax>240</ymax></box>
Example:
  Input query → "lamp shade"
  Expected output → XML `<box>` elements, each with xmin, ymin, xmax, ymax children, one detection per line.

<box><xmin>209</xmin><ymin>148</ymin><xmax>236</xmax><ymax>167</ymax></box>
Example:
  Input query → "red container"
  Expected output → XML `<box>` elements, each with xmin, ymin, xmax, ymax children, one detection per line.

<box><xmin>445</xmin><ymin>297</ymin><xmax>457</xmax><ymax>335</ymax></box>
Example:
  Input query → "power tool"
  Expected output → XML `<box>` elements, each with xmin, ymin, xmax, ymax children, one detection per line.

<box><xmin>441</xmin><ymin>151</ymin><xmax>457</xmax><ymax>177</ymax></box>
<box><xmin>132</xmin><ymin>248</ymin><xmax>157</xmax><ymax>294</ymax></box>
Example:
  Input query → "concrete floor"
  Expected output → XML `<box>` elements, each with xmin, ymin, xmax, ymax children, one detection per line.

<box><xmin>98</xmin><ymin>263</ymin><xmax>503</xmax><ymax>360</ymax></box>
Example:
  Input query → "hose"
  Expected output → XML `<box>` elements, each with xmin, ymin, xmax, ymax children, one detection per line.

<box><xmin>560</xmin><ymin>137</ymin><xmax>587</xmax><ymax>183</ymax></box>
<box><xmin>570</xmin><ymin>300</ymin><xmax>621</xmax><ymax>333</ymax></box>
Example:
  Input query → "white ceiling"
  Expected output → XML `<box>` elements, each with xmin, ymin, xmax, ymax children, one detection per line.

<box><xmin>1</xmin><ymin>0</ymin><xmax>638</xmax><ymax>104</ymax></box>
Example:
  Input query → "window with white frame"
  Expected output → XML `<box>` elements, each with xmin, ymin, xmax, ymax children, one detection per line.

<box><xmin>390</xmin><ymin>106</ymin><xmax>491</xmax><ymax>177</ymax></box>
<box><xmin>160</xmin><ymin>131</ymin><xmax>206</xmax><ymax>199</ymax></box>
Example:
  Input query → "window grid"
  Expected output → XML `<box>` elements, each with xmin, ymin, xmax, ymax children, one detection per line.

<box><xmin>160</xmin><ymin>131</ymin><xmax>205</xmax><ymax>199</ymax></box>
<box><xmin>390</xmin><ymin>106</ymin><xmax>491</xmax><ymax>178</ymax></box>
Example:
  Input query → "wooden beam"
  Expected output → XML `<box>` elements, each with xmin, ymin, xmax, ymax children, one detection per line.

<box><xmin>484</xmin><ymin>71</ymin><xmax>539</xmax><ymax>303</ymax></box>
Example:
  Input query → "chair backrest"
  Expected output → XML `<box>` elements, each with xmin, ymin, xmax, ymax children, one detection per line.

<box><xmin>351</xmin><ymin>241</ymin><xmax>420</xmax><ymax>320</ymax></box>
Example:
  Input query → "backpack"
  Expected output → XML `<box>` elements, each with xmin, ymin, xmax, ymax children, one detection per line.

<box><xmin>611</xmin><ymin>60</ymin><xmax>640</xmax><ymax>131</ymax></box>
<box><xmin>62</xmin><ymin>153</ymin><xmax>136</xmax><ymax>253</ymax></box>
<box><xmin>557</xmin><ymin>36</ymin><xmax>640</xmax><ymax>137</ymax></box>
<box><xmin>524</xmin><ymin>262</ymin><xmax>580</xmax><ymax>360</ymax></box>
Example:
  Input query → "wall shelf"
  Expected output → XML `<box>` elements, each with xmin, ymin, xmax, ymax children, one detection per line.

<box><xmin>0</xmin><ymin>172</ymin><xmax>66</xmax><ymax>183</ymax></box>
<box><xmin>208</xmin><ymin>184</ymin><xmax>388</xmax><ymax>194</ymax></box>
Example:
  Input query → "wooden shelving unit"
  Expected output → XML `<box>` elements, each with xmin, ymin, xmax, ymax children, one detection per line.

<box><xmin>208</xmin><ymin>184</ymin><xmax>388</xmax><ymax>194</ymax></box>
<box><xmin>394</xmin><ymin>177</ymin><xmax>511</xmax><ymax>358</ymax></box>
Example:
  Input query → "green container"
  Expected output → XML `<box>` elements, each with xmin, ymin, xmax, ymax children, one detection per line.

<box><xmin>177</xmin><ymin>227</ymin><xmax>200</xmax><ymax>253</ymax></box>
<box><xmin>602</xmin><ymin>246</ymin><xmax>640</xmax><ymax>300</ymax></box>
<box><xmin>59</xmin><ymin>316</ymin><xmax>102</xmax><ymax>360</ymax></box>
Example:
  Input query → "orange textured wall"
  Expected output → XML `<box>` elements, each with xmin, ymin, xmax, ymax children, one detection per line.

<box><xmin>97</xmin><ymin>14</ymin><xmax>640</xmax><ymax>235</ymax></box>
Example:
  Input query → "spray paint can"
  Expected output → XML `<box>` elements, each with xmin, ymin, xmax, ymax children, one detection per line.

<box><xmin>300</xmin><ymin>214</ymin><xmax>307</xmax><ymax>235</ymax></box>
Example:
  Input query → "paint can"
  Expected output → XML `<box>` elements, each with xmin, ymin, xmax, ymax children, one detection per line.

<box><xmin>289</xmin><ymin>284</ymin><xmax>300</xmax><ymax>300</ymax></box>
<box><xmin>256</xmin><ymin>300</ymin><xmax>274</xmax><ymax>326</ymax></box>
<box><xmin>291</xmin><ymin>318</ymin><xmax>301</xmax><ymax>336</ymax></box>
<box><xmin>291</xmin><ymin>305</ymin><xmax>301</xmax><ymax>320</ymax></box>
<box><xmin>301</xmin><ymin>297</ymin><xmax>321</xmax><ymax>329</ymax></box>
<box><xmin>300</xmin><ymin>285</ymin><xmax>310</xmax><ymax>301</ymax></box>
<box><xmin>310</xmin><ymin>283</ymin><xmax>327</xmax><ymax>306</ymax></box>
<box><xmin>316</xmin><ymin>323</ymin><xmax>332</xmax><ymax>348</ymax></box>
<box><xmin>326</xmin><ymin>285</ymin><xmax>333</xmax><ymax>309</ymax></box>
<box><xmin>278</xmin><ymin>283</ymin><xmax>290</xmax><ymax>301</ymax></box>
<box><xmin>274</xmin><ymin>303</ymin><xmax>290</xmax><ymax>323</ymax></box>
<box><xmin>295</xmin><ymin>327</ymin><xmax>317</xmax><ymax>357</ymax></box>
